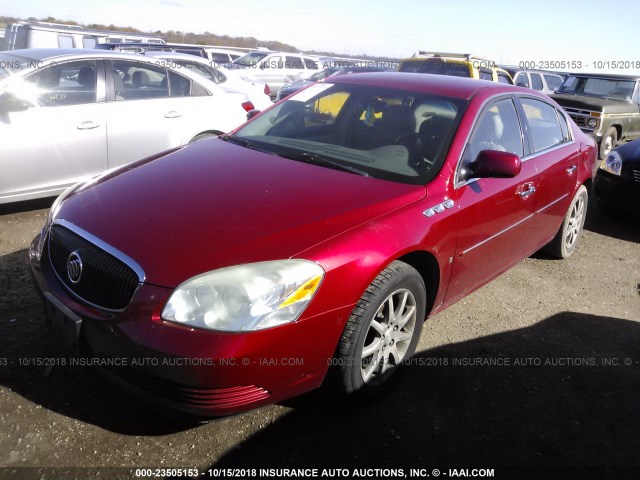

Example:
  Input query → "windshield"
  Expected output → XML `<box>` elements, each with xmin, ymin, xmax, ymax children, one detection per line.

<box><xmin>231</xmin><ymin>82</ymin><xmax>467</xmax><ymax>185</ymax></box>
<box><xmin>557</xmin><ymin>76</ymin><xmax>636</xmax><ymax>101</ymax></box>
<box><xmin>233</xmin><ymin>51</ymin><xmax>269</xmax><ymax>67</ymax></box>
<box><xmin>399</xmin><ymin>59</ymin><xmax>471</xmax><ymax>78</ymax></box>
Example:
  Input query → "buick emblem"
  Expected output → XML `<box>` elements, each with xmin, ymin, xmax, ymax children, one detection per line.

<box><xmin>67</xmin><ymin>251</ymin><xmax>83</xmax><ymax>284</ymax></box>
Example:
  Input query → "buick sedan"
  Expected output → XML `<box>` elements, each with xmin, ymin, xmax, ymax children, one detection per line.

<box><xmin>29</xmin><ymin>73</ymin><xmax>597</xmax><ymax>418</ymax></box>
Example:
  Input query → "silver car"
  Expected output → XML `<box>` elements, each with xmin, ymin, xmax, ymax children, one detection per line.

<box><xmin>0</xmin><ymin>49</ymin><xmax>252</xmax><ymax>204</ymax></box>
<box><xmin>141</xmin><ymin>51</ymin><xmax>273</xmax><ymax>110</ymax></box>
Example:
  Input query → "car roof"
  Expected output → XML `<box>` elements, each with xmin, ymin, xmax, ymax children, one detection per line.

<box><xmin>1</xmin><ymin>48</ymin><xmax>227</xmax><ymax>94</ymax></box>
<box><xmin>3</xmin><ymin>48</ymin><xmax>157</xmax><ymax>63</ymax></box>
<box><xmin>143</xmin><ymin>51</ymin><xmax>213</xmax><ymax>63</ymax></box>
<box><xmin>328</xmin><ymin>72</ymin><xmax>518</xmax><ymax>100</ymax></box>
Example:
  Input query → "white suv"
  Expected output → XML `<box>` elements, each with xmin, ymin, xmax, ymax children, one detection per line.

<box><xmin>228</xmin><ymin>50</ymin><xmax>320</xmax><ymax>97</ymax></box>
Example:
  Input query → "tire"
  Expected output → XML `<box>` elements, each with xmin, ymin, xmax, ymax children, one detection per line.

<box><xmin>599</xmin><ymin>127</ymin><xmax>617</xmax><ymax>160</ymax></box>
<box><xmin>333</xmin><ymin>261</ymin><xmax>426</xmax><ymax>398</ymax></box>
<box><xmin>543</xmin><ymin>185</ymin><xmax>588</xmax><ymax>259</ymax></box>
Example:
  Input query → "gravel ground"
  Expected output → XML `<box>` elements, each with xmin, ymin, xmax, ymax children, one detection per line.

<box><xmin>0</xmin><ymin>195</ymin><xmax>638</xmax><ymax>480</ymax></box>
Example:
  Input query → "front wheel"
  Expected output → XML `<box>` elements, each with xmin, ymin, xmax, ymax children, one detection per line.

<box><xmin>599</xmin><ymin>127</ymin><xmax>617</xmax><ymax>159</ymax></box>
<box><xmin>333</xmin><ymin>261</ymin><xmax>426</xmax><ymax>398</ymax></box>
<box><xmin>543</xmin><ymin>185</ymin><xmax>588</xmax><ymax>259</ymax></box>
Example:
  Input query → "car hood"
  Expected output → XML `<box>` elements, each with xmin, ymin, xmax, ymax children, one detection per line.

<box><xmin>57</xmin><ymin>139</ymin><xmax>426</xmax><ymax>288</ymax></box>
<box><xmin>551</xmin><ymin>93</ymin><xmax>635</xmax><ymax>114</ymax></box>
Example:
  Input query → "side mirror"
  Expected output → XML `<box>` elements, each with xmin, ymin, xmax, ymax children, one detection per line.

<box><xmin>246</xmin><ymin>109</ymin><xmax>261</xmax><ymax>120</ymax></box>
<box><xmin>0</xmin><ymin>92</ymin><xmax>31</xmax><ymax>113</ymax></box>
<box><xmin>473</xmin><ymin>150</ymin><xmax>521</xmax><ymax>178</ymax></box>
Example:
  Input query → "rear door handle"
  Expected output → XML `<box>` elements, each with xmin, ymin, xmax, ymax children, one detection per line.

<box><xmin>164</xmin><ymin>111</ymin><xmax>183</xmax><ymax>119</ymax></box>
<box><xmin>518</xmin><ymin>183</ymin><xmax>536</xmax><ymax>197</ymax></box>
<box><xmin>77</xmin><ymin>121</ymin><xmax>99</xmax><ymax>130</ymax></box>
<box><xmin>566</xmin><ymin>165</ymin><xmax>577</xmax><ymax>175</ymax></box>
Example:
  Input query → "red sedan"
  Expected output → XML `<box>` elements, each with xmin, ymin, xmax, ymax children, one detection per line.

<box><xmin>29</xmin><ymin>73</ymin><xmax>597</xmax><ymax>418</ymax></box>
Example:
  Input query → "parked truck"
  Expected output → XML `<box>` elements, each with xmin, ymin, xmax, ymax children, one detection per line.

<box><xmin>2</xmin><ymin>22</ymin><xmax>164</xmax><ymax>51</ymax></box>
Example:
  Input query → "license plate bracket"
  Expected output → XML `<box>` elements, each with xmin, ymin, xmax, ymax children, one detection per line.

<box><xmin>44</xmin><ymin>292</ymin><xmax>82</xmax><ymax>352</ymax></box>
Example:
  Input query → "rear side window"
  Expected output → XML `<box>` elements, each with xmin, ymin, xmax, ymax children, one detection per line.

<box><xmin>478</xmin><ymin>68</ymin><xmax>493</xmax><ymax>81</ymax></box>
<box><xmin>520</xmin><ymin>97</ymin><xmax>565</xmax><ymax>153</ymax></box>
<box><xmin>557</xmin><ymin>110</ymin><xmax>571</xmax><ymax>141</ymax></box>
<box><xmin>285</xmin><ymin>56</ymin><xmax>303</xmax><ymax>69</ymax></box>
<box><xmin>544</xmin><ymin>74</ymin><xmax>563</xmax><ymax>91</ymax></box>
<box><xmin>82</xmin><ymin>36</ymin><xmax>97</xmax><ymax>48</ymax></box>
<box><xmin>57</xmin><ymin>35</ymin><xmax>74</xmax><ymax>48</ymax></box>
<box><xmin>515</xmin><ymin>73</ymin><xmax>529</xmax><ymax>88</ymax></box>
<box><xmin>209</xmin><ymin>53</ymin><xmax>231</xmax><ymax>65</ymax></box>
<box><xmin>497</xmin><ymin>72</ymin><xmax>512</xmax><ymax>84</ymax></box>
<box><xmin>303</xmin><ymin>58</ymin><xmax>318</xmax><ymax>69</ymax></box>
<box><xmin>263</xmin><ymin>56</ymin><xmax>281</xmax><ymax>69</ymax></box>
<box><xmin>168</xmin><ymin>70</ymin><xmax>191</xmax><ymax>97</ymax></box>
<box><xmin>531</xmin><ymin>73</ymin><xmax>544</xmax><ymax>91</ymax></box>
<box><xmin>111</xmin><ymin>60</ymin><xmax>169</xmax><ymax>100</ymax></box>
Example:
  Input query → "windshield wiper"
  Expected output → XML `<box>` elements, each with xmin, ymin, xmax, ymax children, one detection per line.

<box><xmin>290</xmin><ymin>152</ymin><xmax>370</xmax><ymax>177</ymax></box>
<box><xmin>219</xmin><ymin>134</ymin><xmax>251</xmax><ymax>147</ymax></box>
<box><xmin>219</xmin><ymin>135</ymin><xmax>275</xmax><ymax>154</ymax></box>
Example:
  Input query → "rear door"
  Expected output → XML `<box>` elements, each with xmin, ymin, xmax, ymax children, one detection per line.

<box><xmin>0</xmin><ymin>59</ymin><xmax>107</xmax><ymax>202</ymax></box>
<box><xmin>445</xmin><ymin>96</ymin><xmax>539</xmax><ymax>304</ymax></box>
<box><xmin>517</xmin><ymin>96</ymin><xmax>579</xmax><ymax>242</ymax></box>
<box><xmin>104</xmin><ymin>59</ymin><xmax>188</xmax><ymax>168</ymax></box>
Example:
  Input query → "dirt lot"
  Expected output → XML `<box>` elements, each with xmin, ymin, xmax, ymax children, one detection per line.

<box><xmin>0</xmin><ymin>195</ymin><xmax>638</xmax><ymax>480</ymax></box>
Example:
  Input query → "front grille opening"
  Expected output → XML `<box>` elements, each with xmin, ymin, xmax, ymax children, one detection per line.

<box><xmin>48</xmin><ymin>225</ymin><xmax>140</xmax><ymax>311</ymax></box>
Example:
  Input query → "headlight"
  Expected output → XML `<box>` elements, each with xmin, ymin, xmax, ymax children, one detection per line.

<box><xmin>600</xmin><ymin>150</ymin><xmax>623</xmax><ymax>176</ymax></box>
<box><xmin>587</xmin><ymin>118</ymin><xmax>598</xmax><ymax>129</ymax></box>
<box><xmin>161</xmin><ymin>260</ymin><xmax>324</xmax><ymax>332</ymax></box>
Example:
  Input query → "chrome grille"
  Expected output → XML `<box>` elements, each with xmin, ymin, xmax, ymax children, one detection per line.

<box><xmin>633</xmin><ymin>169</ymin><xmax>640</xmax><ymax>184</ymax></box>
<box><xmin>569</xmin><ymin>114</ymin><xmax>587</xmax><ymax>128</ymax></box>
<box><xmin>48</xmin><ymin>225</ymin><xmax>140</xmax><ymax>311</ymax></box>
<box><xmin>562</xmin><ymin>107</ymin><xmax>595</xmax><ymax>130</ymax></box>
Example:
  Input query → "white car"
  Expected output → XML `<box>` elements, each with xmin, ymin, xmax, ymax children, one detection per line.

<box><xmin>0</xmin><ymin>48</ymin><xmax>252</xmax><ymax>204</ymax></box>
<box><xmin>142</xmin><ymin>51</ymin><xmax>273</xmax><ymax>111</ymax></box>
<box><xmin>228</xmin><ymin>50</ymin><xmax>321</xmax><ymax>97</ymax></box>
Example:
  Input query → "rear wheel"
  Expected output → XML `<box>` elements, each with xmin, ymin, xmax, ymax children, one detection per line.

<box><xmin>333</xmin><ymin>261</ymin><xmax>426</xmax><ymax>398</ymax></box>
<box><xmin>543</xmin><ymin>185</ymin><xmax>588</xmax><ymax>259</ymax></box>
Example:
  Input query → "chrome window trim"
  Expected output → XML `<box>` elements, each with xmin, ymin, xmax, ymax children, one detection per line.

<box><xmin>461</xmin><ymin>213</ymin><xmax>535</xmax><ymax>256</ymax></box>
<box><xmin>519</xmin><ymin>139</ymin><xmax>576</xmax><ymax>163</ymax></box>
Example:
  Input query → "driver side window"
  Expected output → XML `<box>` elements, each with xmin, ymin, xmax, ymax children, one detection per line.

<box><xmin>459</xmin><ymin>98</ymin><xmax>523</xmax><ymax>181</ymax></box>
<box><xmin>22</xmin><ymin>60</ymin><xmax>97</xmax><ymax>107</ymax></box>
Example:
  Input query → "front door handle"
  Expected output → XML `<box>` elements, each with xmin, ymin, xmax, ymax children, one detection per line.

<box><xmin>164</xmin><ymin>111</ymin><xmax>183</xmax><ymax>119</ymax></box>
<box><xmin>518</xmin><ymin>183</ymin><xmax>536</xmax><ymax>197</ymax></box>
<box><xmin>77</xmin><ymin>121</ymin><xmax>99</xmax><ymax>130</ymax></box>
<box><xmin>566</xmin><ymin>165</ymin><xmax>577</xmax><ymax>175</ymax></box>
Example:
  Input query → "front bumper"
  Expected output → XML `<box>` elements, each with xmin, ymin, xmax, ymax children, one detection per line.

<box><xmin>594</xmin><ymin>169</ymin><xmax>640</xmax><ymax>215</ymax></box>
<box><xmin>29</xmin><ymin>233</ymin><xmax>351</xmax><ymax>418</ymax></box>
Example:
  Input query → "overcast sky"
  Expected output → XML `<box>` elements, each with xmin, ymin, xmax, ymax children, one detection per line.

<box><xmin>2</xmin><ymin>0</ymin><xmax>640</xmax><ymax>73</ymax></box>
